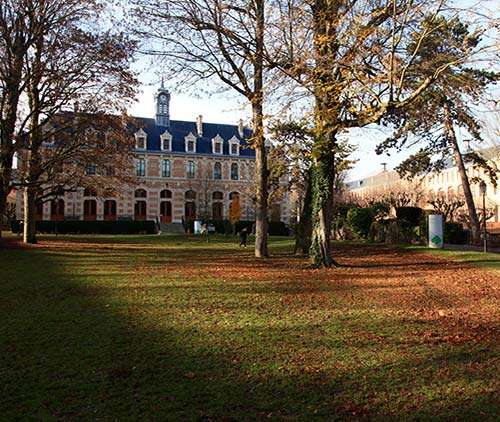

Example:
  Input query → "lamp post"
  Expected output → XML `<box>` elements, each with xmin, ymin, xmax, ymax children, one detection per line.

<box><xmin>479</xmin><ymin>181</ymin><xmax>487</xmax><ymax>253</ymax></box>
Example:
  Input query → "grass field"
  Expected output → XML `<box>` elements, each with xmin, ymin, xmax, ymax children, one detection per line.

<box><xmin>2</xmin><ymin>234</ymin><xmax>500</xmax><ymax>421</ymax></box>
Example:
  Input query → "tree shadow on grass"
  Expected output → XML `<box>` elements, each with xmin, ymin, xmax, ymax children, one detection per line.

<box><xmin>2</xmin><ymin>240</ymin><xmax>500</xmax><ymax>421</ymax></box>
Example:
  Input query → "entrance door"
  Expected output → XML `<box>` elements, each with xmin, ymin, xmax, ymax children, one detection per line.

<box><xmin>160</xmin><ymin>201</ymin><xmax>172</xmax><ymax>223</ymax></box>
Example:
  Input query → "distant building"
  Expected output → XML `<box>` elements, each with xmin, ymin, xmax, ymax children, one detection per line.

<box><xmin>347</xmin><ymin>160</ymin><xmax>500</xmax><ymax>227</ymax></box>
<box><xmin>15</xmin><ymin>85</ymin><xmax>290</xmax><ymax>229</ymax></box>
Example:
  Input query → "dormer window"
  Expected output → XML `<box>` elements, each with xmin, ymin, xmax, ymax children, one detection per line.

<box><xmin>160</xmin><ymin>130</ymin><xmax>172</xmax><ymax>151</ymax></box>
<box><xmin>229</xmin><ymin>136</ymin><xmax>240</xmax><ymax>156</ymax></box>
<box><xmin>212</xmin><ymin>135</ymin><xmax>223</xmax><ymax>155</ymax></box>
<box><xmin>185</xmin><ymin>133</ymin><xmax>197</xmax><ymax>153</ymax></box>
<box><xmin>135</xmin><ymin>129</ymin><xmax>147</xmax><ymax>149</ymax></box>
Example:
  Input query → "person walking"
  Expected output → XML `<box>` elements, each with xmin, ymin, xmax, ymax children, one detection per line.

<box><xmin>239</xmin><ymin>227</ymin><xmax>248</xmax><ymax>247</ymax></box>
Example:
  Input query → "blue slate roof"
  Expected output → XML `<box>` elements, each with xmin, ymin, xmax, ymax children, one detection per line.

<box><xmin>131</xmin><ymin>117</ymin><xmax>255</xmax><ymax>158</ymax></box>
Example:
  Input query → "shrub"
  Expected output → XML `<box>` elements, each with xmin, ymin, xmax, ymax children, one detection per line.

<box><xmin>444</xmin><ymin>221</ymin><xmax>468</xmax><ymax>244</ymax></box>
<box><xmin>396</xmin><ymin>207</ymin><xmax>422</xmax><ymax>227</ymax></box>
<box><xmin>346</xmin><ymin>207</ymin><xmax>374</xmax><ymax>239</ymax></box>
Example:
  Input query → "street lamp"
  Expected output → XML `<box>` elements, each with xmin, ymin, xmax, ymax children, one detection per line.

<box><xmin>479</xmin><ymin>181</ymin><xmax>487</xmax><ymax>253</ymax></box>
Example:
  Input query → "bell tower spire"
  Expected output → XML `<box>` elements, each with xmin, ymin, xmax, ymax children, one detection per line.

<box><xmin>155</xmin><ymin>82</ymin><xmax>170</xmax><ymax>127</ymax></box>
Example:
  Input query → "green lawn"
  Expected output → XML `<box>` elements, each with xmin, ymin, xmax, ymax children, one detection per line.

<box><xmin>2</xmin><ymin>234</ymin><xmax>500</xmax><ymax>421</ymax></box>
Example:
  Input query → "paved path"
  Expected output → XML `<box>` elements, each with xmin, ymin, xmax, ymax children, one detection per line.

<box><xmin>444</xmin><ymin>243</ymin><xmax>500</xmax><ymax>254</ymax></box>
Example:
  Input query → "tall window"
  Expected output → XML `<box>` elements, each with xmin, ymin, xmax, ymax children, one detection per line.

<box><xmin>162</xmin><ymin>159</ymin><xmax>171</xmax><ymax>177</ymax></box>
<box><xmin>184</xmin><ymin>190</ymin><xmax>196</xmax><ymax>222</ymax></box>
<box><xmin>134</xmin><ymin>201</ymin><xmax>147</xmax><ymax>220</ymax></box>
<box><xmin>214</xmin><ymin>162</ymin><xmax>222</xmax><ymax>179</ymax></box>
<box><xmin>187</xmin><ymin>140</ymin><xmax>195</xmax><ymax>152</ymax></box>
<box><xmin>136</xmin><ymin>158</ymin><xmax>146</xmax><ymax>177</ymax></box>
<box><xmin>134</xmin><ymin>189</ymin><xmax>147</xmax><ymax>220</ymax></box>
<box><xmin>104</xmin><ymin>200</ymin><xmax>117</xmax><ymax>221</ymax></box>
<box><xmin>160</xmin><ymin>190</ymin><xmax>173</xmax><ymax>223</ymax></box>
<box><xmin>104</xmin><ymin>165</ymin><xmax>114</xmax><ymax>177</ymax></box>
<box><xmin>186</xmin><ymin>160</ymin><xmax>195</xmax><ymax>178</ymax></box>
<box><xmin>85</xmin><ymin>163</ymin><xmax>96</xmax><ymax>175</ymax></box>
<box><xmin>51</xmin><ymin>199</ymin><xmax>65</xmax><ymax>221</ymax></box>
<box><xmin>212</xmin><ymin>191</ymin><xmax>223</xmax><ymax>220</ymax></box>
<box><xmin>83</xmin><ymin>199</ymin><xmax>97</xmax><ymax>220</ymax></box>
<box><xmin>231</xmin><ymin>163</ymin><xmax>239</xmax><ymax>180</ymax></box>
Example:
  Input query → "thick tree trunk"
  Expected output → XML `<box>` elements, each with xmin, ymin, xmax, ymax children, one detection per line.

<box><xmin>443</xmin><ymin>102</ymin><xmax>481</xmax><ymax>243</ymax></box>
<box><xmin>309</xmin><ymin>148</ymin><xmax>337</xmax><ymax>267</ymax></box>
<box><xmin>23</xmin><ymin>186</ymin><xmax>37</xmax><ymax>244</ymax></box>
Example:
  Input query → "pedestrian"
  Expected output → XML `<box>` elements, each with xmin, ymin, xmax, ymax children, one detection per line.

<box><xmin>239</xmin><ymin>227</ymin><xmax>248</xmax><ymax>247</ymax></box>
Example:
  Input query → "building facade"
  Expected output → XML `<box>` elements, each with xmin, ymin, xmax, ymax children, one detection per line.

<box><xmin>16</xmin><ymin>86</ymin><xmax>290</xmax><ymax>228</ymax></box>
<box><xmin>347</xmin><ymin>161</ymin><xmax>500</xmax><ymax>227</ymax></box>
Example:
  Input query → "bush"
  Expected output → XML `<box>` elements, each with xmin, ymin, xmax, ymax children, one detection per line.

<box><xmin>396</xmin><ymin>207</ymin><xmax>422</xmax><ymax>227</ymax></box>
<box><xmin>268</xmin><ymin>221</ymin><xmax>289</xmax><ymax>236</ymax></box>
<box><xmin>444</xmin><ymin>221</ymin><xmax>468</xmax><ymax>244</ymax></box>
<box><xmin>346</xmin><ymin>207</ymin><xmax>374</xmax><ymax>239</ymax></box>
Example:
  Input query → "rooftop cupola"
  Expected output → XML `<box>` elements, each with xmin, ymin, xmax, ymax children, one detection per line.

<box><xmin>155</xmin><ymin>82</ymin><xmax>170</xmax><ymax>126</ymax></box>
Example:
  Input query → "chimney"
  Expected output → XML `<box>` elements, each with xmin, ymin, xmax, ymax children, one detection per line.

<box><xmin>238</xmin><ymin>119</ymin><xmax>244</xmax><ymax>137</ymax></box>
<box><xmin>196</xmin><ymin>115</ymin><xmax>203</xmax><ymax>136</ymax></box>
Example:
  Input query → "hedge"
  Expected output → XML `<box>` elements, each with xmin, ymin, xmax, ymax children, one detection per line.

<box><xmin>11</xmin><ymin>220</ymin><xmax>157</xmax><ymax>234</ymax></box>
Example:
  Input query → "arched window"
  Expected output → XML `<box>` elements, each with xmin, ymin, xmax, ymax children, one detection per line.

<box><xmin>134</xmin><ymin>200</ymin><xmax>147</xmax><ymax>220</ymax></box>
<box><xmin>84</xmin><ymin>187</ymin><xmax>97</xmax><ymax>197</ymax></box>
<box><xmin>212</xmin><ymin>191</ymin><xmax>224</xmax><ymax>221</ymax></box>
<box><xmin>229</xmin><ymin>191</ymin><xmax>239</xmax><ymax>200</ymax></box>
<box><xmin>160</xmin><ymin>190</ymin><xmax>173</xmax><ymax>223</ymax></box>
<box><xmin>51</xmin><ymin>199</ymin><xmax>65</xmax><ymax>221</ymax></box>
<box><xmin>231</xmin><ymin>163</ymin><xmax>238</xmax><ymax>180</ymax></box>
<box><xmin>184</xmin><ymin>190</ymin><xmax>196</xmax><ymax>222</ymax></box>
<box><xmin>185</xmin><ymin>190</ymin><xmax>196</xmax><ymax>200</ymax></box>
<box><xmin>160</xmin><ymin>189</ymin><xmax>172</xmax><ymax>199</ymax></box>
<box><xmin>83</xmin><ymin>199</ymin><xmax>96</xmax><ymax>221</ymax></box>
<box><xmin>135</xmin><ymin>189</ymin><xmax>147</xmax><ymax>198</ymax></box>
<box><xmin>214</xmin><ymin>162</ymin><xmax>222</xmax><ymax>179</ymax></box>
<box><xmin>104</xmin><ymin>200</ymin><xmax>117</xmax><ymax>221</ymax></box>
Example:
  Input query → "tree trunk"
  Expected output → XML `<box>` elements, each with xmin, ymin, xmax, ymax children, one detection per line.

<box><xmin>309</xmin><ymin>147</ymin><xmax>337</xmax><ymax>267</ymax></box>
<box><xmin>252</xmin><ymin>0</ymin><xmax>268</xmax><ymax>258</ymax></box>
<box><xmin>443</xmin><ymin>102</ymin><xmax>481</xmax><ymax>243</ymax></box>
<box><xmin>294</xmin><ymin>169</ymin><xmax>313</xmax><ymax>254</ymax></box>
<box><xmin>254</xmin><ymin>111</ymin><xmax>269</xmax><ymax>258</ymax></box>
<box><xmin>0</xmin><ymin>192</ymin><xmax>7</xmax><ymax>239</ymax></box>
<box><xmin>23</xmin><ymin>185</ymin><xmax>37</xmax><ymax>244</ymax></box>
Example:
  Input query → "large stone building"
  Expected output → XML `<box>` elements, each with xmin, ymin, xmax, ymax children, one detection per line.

<box><xmin>15</xmin><ymin>85</ymin><xmax>290</xmax><ymax>230</ymax></box>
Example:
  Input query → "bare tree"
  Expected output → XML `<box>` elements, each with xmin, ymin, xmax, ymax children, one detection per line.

<box><xmin>16</xmin><ymin>0</ymin><xmax>137</xmax><ymax>243</ymax></box>
<box><xmin>0</xmin><ymin>1</ymin><xmax>32</xmax><ymax>239</ymax></box>
<box><xmin>132</xmin><ymin>0</ymin><xmax>271</xmax><ymax>258</ymax></box>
